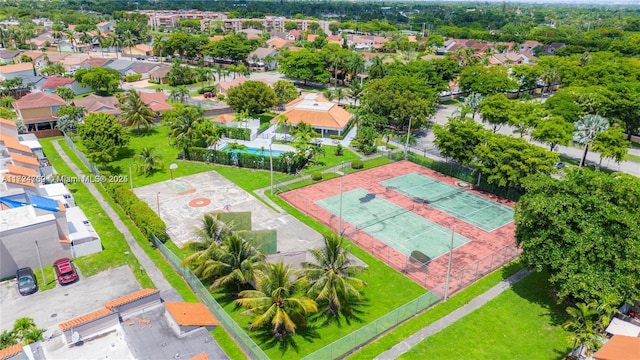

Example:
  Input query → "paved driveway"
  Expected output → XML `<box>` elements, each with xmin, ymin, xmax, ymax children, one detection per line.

<box><xmin>0</xmin><ymin>266</ymin><xmax>140</xmax><ymax>332</ymax></box>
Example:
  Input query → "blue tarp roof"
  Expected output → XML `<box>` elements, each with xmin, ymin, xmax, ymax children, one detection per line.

<box><xmin>0</xmin><ymin>197</ymin><xmax>26</xmax><ymax>209</ymax></box>
<box><xmin>27</xmin><ymin>194</ymin><xmax>60</xmax><ymax>212</ymax></box>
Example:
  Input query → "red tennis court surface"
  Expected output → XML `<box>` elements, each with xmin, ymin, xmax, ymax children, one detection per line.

<box><xmin>280</xmin><ymin>161</ymin><xmax>520</xmax><ymax>297</ymax></box>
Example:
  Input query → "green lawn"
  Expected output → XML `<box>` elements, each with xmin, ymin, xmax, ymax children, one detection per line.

<box><xmin>625</xmin><ymin>152</ymin><xmax>640</xmax><ymax>163</ymax></box>
<box><xmin>399</xmin><ymin>271</ymin><xmax>571</xmax><ymax>360</ymax></box>
<box><xmin>40</xmin><ymin>138</ymin><xmax>155</xmax><ymax>288</ymax></box>
<box><xmin>33</xmin><ymin>265</ymin><xmax>57</xmax><ymax>291</ymax></box>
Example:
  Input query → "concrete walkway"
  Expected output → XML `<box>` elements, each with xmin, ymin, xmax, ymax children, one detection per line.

<box><xmin>51</xmin><ymin>140</ymin><xmax>174</xmax><ymax>293</ymax></box>
<box><xmin>375</xmin><ymin>268</ymin><xmax>531</xmax><ymax>359</ymax></box>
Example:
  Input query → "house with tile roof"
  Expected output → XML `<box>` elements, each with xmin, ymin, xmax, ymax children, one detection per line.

<box><xmin>78</xmin><ymin>57</ymin><xmax>115</xmax><ymax>69</ymax></box>
<box><xmin>0</xmin><ymin>62</ymin><xmax>40</xmax><ymax>84</ymax></box>
<box><xmin>246</xmin><ymin>47</ymin><xmax>279</xmax><ymax>69</ymax></box>
<box><xmin>105</xmin><ymin>59</ymin><xmax>136</xmax><ymax>75</ymax></box>
<box><xmin>0</xmin><ymin>343</ymin><xmax>24</xmax><ymax>360</ymax></box>
<box><xmin>164</xmin><ymin>302</ymin><xmax>219</xmax><ymax>335</ymax></box>
<box><xmin>40</xmin><ymin>76</ymin><xmax>92</xmax><ymax>95</ymax></box>
<box><xmin>520</xmin><ymin>40</ymin><xmax>543</xmax><ymax>52</ymax></box>
<box><xmin>518</xmin><ymin>50</ymin><xmax>538</xmax><ymax>64</ymax></box>
<box><xmin>274</xmin><ymin>93</ymin><xmax>352</xmax><ymax>138</ymax></box>
<box><xmin>211</xmin><ymin>113</ymin><xmax>236</xmax><ymax>124</ymax></box>
<box><xmin>149</xmin><ymin>64</ymin><xmax>171</xmax><ymax>84</ymax></box>
<box><xmin>125</xmin><ymin>62</ymin><xmax>161</xmax><ymax>80</ymax></box>
<box><xmin>489</xmin><ymin>53</ymin><xmax>523</xmax><ymax>66</ymax></box>
<box><xmin>0</xmin><ymin>50</ymin><xmax>22</xmax><ymax>64</ymax></box>
<box><xmin>216</xmin><ymin>77</ymin><xmax>271</xmax><ymax>95</ymax></box>
<box><xmin>122</xmin><ymin>44</ymin><xmax>153</xmax><ymax>57</ymax></box>
<box><xmin>140</xmin><ymin>91</ymin><xmax>174</xmax><ymax>113</ymax></box>
<box><xmin>545</xmin><ymin>42</ymin><xmax>566</xmax><ymax>55</ymax></box>
<box><xmin>96</xmin><ymin>21</ymin><xmax>114</xmax><ymax>32</ymax></box>
<box><xmin>593</xmin><ymin>335</ymin><xmax>640</xmax><ymax>360</ymax></box>
<box><xmin>12</xmin><ymin>92</ymin><xmax>66</xmax><ymax>132</ymax></box>
<box><xmin>266</xmin><ymin>36</ymin><xmax>292</xmax><ymax>49</ymax></box>
<box><xmin>72</xmin><ymin>94</ymin><xmax>122</xmax><ymax>117</ymax></box>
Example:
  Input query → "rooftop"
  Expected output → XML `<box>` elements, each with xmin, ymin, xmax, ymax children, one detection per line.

<box><xmin>165</xmin><ymin>302</ymin><xmax>219</xmax><ymax>327</ymax></box>
<box><xmin>104</xmin><ymin>288</ymin><xmax>160</xmax><ymax>310</ymax></box>
<box><xmin>0</xmin><ymin>62</ymin><xmax>34</xmax><ymax>74</ymax></box>
<box><xmin>0</xmin><ymin>343</ymin><xmax>22</xmax><ymax>360</ymax></box>
<box><xmin>13</xmin><ymin>92</ymin><xmax>66</xmax><ymax>110</ymax></box>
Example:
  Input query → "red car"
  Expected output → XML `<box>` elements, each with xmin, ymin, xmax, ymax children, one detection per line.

<box><xmin>203</xmin><ymin>92</ymin><xmax>216</xmax><ymax>99</ymax></box>
<box><xmin>53</xmin><ymin>258</ymin><xmax>79</xmax><ymax>285</ymax></box>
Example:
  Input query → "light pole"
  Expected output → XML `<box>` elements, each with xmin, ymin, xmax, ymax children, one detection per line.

<box><xmin>404</xmin><ymin>116</ymin><xmax>413</xmax><ymax>160</ymax></box>
<box><xmin>156</xmin><ymin>192</ymin><xmax>160</xmax><ymax>215</ymax></box>
<box><xmin>129</xmin><ymin>164</ymin><xmax>133</xmax><ymax>191</ymax></box>
<box><xmin>35</xmin><ymin>241</ymin><xmax>46</xmax><ymax>284</ymax></box>
<box><xmin>338</xmin><ymin>161</ymin><xmax>344</xmax><ymax>236</ymax></box>
<box><xmin>444</xmin><ymin>224</ymin><xmax>456</xmax><ymax>301</ymax></box>
<box><xmin>269</xmin><ymin>141</ymin><xmax>274</xmax><ymax>195</ymax></box>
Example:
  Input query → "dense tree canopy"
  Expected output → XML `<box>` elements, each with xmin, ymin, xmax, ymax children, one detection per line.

<box><xmin>73</xmin><ymin>67</ymin><xmax>121</xmax><ymax>95</ymax></box>
<box><xmin>226</xmin><ymin>81</ymin><xmax>276</xmax><ymax>116</ymax></box>
<box><xmin>77</xmin><ymin>113</ymin><xmax>129</xmax><ymax>167</ymax></box>
<box><xmin>433</xmin><ymin>118</ymin><xmax>488</xmax><ymax>166</ymax></box>
<box><xmin>459</xmin><ymin>66</ymin><xmax>517</xmax><ymax>96</ymax></box>
<box><xmin>515</xmin><ymin>170</ymin><xmax>640</xmax><ymax>303</ymax></box>
<box><xmin>278</xmin><ymin>48</ymin><xmax>330</xmax><ymax>85</ymax></box>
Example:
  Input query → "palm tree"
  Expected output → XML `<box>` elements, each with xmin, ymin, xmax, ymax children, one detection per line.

<box><xmin>563</xmin><ymin>302</ymin><xmax>601</xmax><ymax>358</ymax></box>
<box><xmin>196</xmin><ymin>214</ymin><xmax>230</xmax><ymax>245</ymax></box>
<box><xmin>134</xmin><ymin>147</ymin><xmax>163</xmax><ymax>176</ymax></box>
<box><xmin>55</xmin><ymin>87</ymin><xmax>75</xmax><ymax>105</ymax></box>
<box><xmin>194</xmin><ymin>67</ymin><xmax>210</xmax><ymax>89</ymax></box>
<box><xmin>580</xmin><ymin>51</ymin><xmax>592</xmax><ymax>67</ymax></box>
<box><xmin>152</xmin><ymin>35</ymin><xmax>165</xmax><ymax>62</ymax></box>
<box><xmin>12</xmin><ymin>317</ymin><xmax>44</xmax><ymax>345</ymax></box>
<box><xmin>170</xmin><ymin>85</ymin><xmax>189</xmax><ymax>104</ymax></box>
<box><xmin>214</xmin><ymin>65</ymin><xmax>224</xmax><ymax>82</ymax></box>
<box><xmin>184</xmin><ymin>233</ymin><xmax>265</xmax><ymax>291</ymax></box>
<box><xmin>122</xmin><ymin>30</ymin><xmax>136</xmax><ymax>60</ymax></box>
<box><xmin>95</xmin><ymin>33</ymin><xmax>107</xmax><ymax>57</ymax></box>
<box><xmin>120</xmin><ymin>90</ymin><xmax>156</xmax><ymax>134</ymax></box>
<box><xmin>79</xmin><ymin>31</ymin><xmax>92</xmax><ymax>52</ymax></box>
<box><xmin>300</xmin><ymin>235</ymin><xmax>366</xmax><ymax>317</ymax></box>
<box><xmin>236</xmin><ymin>261</ymin><xmax>318</xmax><ymax>338</ymax></box>
<box><xmin>64</xmin><ymin>29</ymin><xmax>76</xmax><ymax>51</ymax></box>
<box><xmin>52</xmin><ymin>24</ymin><xmax>64</xmax><ymax>53</ymax></box>
<box><xmin>322</xmin><ymin>89</ymin><xmax>335</xmax><ymax>102</ymax></box>
<box><xmin>335</xmin><ymin>87</ymin><xmax>345</xmax><ymax>105</ymax></box>
<box><xmin>168</xmin><ymin>105</ymin><xmax>205</xmax><ymax>159</ymax></box>
<box><xmin>348</xmin><ymin>81</ymin><xmax>363</xmax><ymax>106</ymax></box>
<box><xmin>464</xmin><ymin>93</ymin><xmax>484</xmax><ymax>120</ymax></box>
<box><xmin>228</xmin><ymin>64</ymin><xmax>238</xmax><ymax>79</ymax></box>
<box><xmin>276</xmin><ymin>115</ymin><xmax>289</xmax><ymax>138</ymax></box>
<box><xmin>345</xmin><ymin>55</ymin><xmax>365</xmax><ymax>84</ymax></box>
<box><xmin>540</xmin><ymin>69</ymin><xmax>560</xmax><ymax>98</ymax></box>
<box><xmin>573</xmin><ymin>114</ymin><xmax>609</xmax><ymax>167</ymax></box>
<box><xmin>367</xmin><ymin>56</ymin><xmax>387</xmax><ymax>80</ymax></box>
<box><xmin>108</xmin><ymin>33</ymin><xmax>122</xmax><ymax>59</ymax></box>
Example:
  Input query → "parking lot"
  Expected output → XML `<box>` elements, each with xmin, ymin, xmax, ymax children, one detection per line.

<box><xmin>0</xmin><ymin>266</ymin><xmax>140</xmax><ymax>332</ymax></box>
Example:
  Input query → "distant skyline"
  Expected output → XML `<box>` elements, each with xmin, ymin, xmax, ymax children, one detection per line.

<box><xmin>417</xmin><ymin>0</ymin><xmax>640</xmax><ymax>4</ymax></box>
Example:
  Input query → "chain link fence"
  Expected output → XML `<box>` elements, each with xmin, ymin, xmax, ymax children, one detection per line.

<box><xmin>152</xmin><ymin>235</ymin><xmax>269</xmax><ymax>360</ymax></box>
<box><xmin>64</xmin><ymin>134</ymin><xmax>99</xmax><ymax>176</ymax></box>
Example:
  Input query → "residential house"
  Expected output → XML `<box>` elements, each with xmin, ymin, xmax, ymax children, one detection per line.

<box><xmin>593</xmin><ymin>335</ymin><xmax>640</xmax><ymax>360</ymax></box>
<box><xmin>239</xmin><ymin>28</ymin><xmax>262</xmax><ymax>40</ymax></box>
<box><xmin>149</xmin><ymin>64</ymin><xmax>171</xmax><ymax>84</ymax></box>
<box><xmin>246</xmin><ymin>47</ymin><xmax>278</xmax><ymax>69</ymax></box>
<box><xmin>72</xmin><ymin>94</ymin><xmax>122</xmax><ymax>117</ymax></box>
<box><xmin>105</xmin><ymin>59</ymin><xmax>136</xmax><ymax>75</ymax></box>
<box><xmin>18</xmin><ymin>51</ymin><xmax>46</xmax><ymax>66</ymax></box>
<box><xmin>60</xmin><ymin>53</ymin><xmax>90</xmax><ymax>71</ymax></box>
<box><xmin>96</xmin><ymin>21</ymin><xmax>114</xmax><ymax>32</ymax></box>
<box><xmin>13</xmin><ymin>92</ymin><xmax>66</xmax><ymax>132</ymax></box>
<box><xmin>437</xmin><ymin>39</ymin><xmax>458</xmax><ymax>54</ymax></box>
<box><xmin>78</xmin><ymin>57</ymin><xmax>115</xmax><ymax>69</ymax></box>
<box><xmin>0</xmin><ymin>50</ymin><xmax>22</xmax><ymax>64</ymax></box>
<box><xmin>125</xmin><ymin>62</ymin><xmax>161</xmax><ymax>80</ymax></box>
<box><xmin>40</xmin><ymin>77</ymin><xmax>92</xmax><ymax>96</ymax></box>
<box><xmin>122</xmin><ymin>44</ymin><xmax>153</xmax><ymax>57</ymax></box>
<box><xmin>266</xmin><ymin>36</ymin><xmax>292</xmax><ymax>50</ymax></box>
<box><xmin>216</xmin><ymin>77</ymin><xmax>270</xmax><ymax>95</ymax></box>
<box><xmin>545</xmin><ymin>42</ymin><xmax>566</xmax><ymax>55</ymax></box>
<box><xmin>287</xmin><ymin>30</ymin><xmax>302</xmax><ymax>41</ymax></box>
<box><xmin>518</xmin><ymin>50</ymin><xmax>538</xmax><ymax>64</ymax></box>
<box><xmin>489</xmin><ymin>53</ymin><xmax>523</xmax><ymax>66</ymax></box>
<box><xmin>47</xmin><ymin>289</ymin><xmax>228</xmax><ymax>359</ymax></box>
<box><xmin>140</xmin><ymin>92</ymin><xmax>174</xmax><ymax>113</ymax></box>
<box><xmin>520</xmin><ymin>40</ymin><xmax>543</xmax><ymax>52</ymax></box>
<box><xmin>0</xmin><ymin>62</ymin><xmax>41</xmax><ymax>84</ymax></box>
<box><xmin>0</xmin><ymin>344</ymin><xmax>24</xmax><ymax>360</ymax></box>
<box><xmin>326</xmin><ymin>35</ymin><xmax>343</xmax><ymax>46</ymax></box>
<box><xmin>274</xmin><ymin>93</ymin><xmax>352</xmax><ymax>138</ymax></box>
<box><xmin>211</xmin><ymin>113</ymin><xmax>235</xmax><ymax>124</ymax></box>
<box><xmin>0</xmin><ymin>123</ymin><xmax>52</xmax><ymax>177</ymax></box>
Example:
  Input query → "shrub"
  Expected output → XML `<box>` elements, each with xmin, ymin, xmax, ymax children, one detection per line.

<box><xmin>311</xmin><ymin>171</ymin><xmax>323</xmax><ymax>181</ymax></box>
<box><xmin>129</xmin><ymin>201</ymin><xmax>168</xmax><ymax>243</ymax></box>
<box><xmin>351</xmin><ymin>159</ymin><xmax>364</xmax><ymax>169</ymax></box>
<box><xmin>334</xmin><ymin>143</ymin><xmax>344</xmax><ymax>156</ymax></box>
<box><xmin>125</xmin><ymin>74</ymin><xmax>142</xmax><ymax>82</ymax></box>
<box><xmin>197</xmin><ymin>85</ymin><xmax>217</xmax><ymax>94</ymax></box>
<box><xmin>217</xmin><ymin>94</ymin><xmax>225</xmax><ymax>101</ymax></box>
<box><xmin>330</xmin><ymin>134</ymin><xmax>342</xmax><ymax>140</ymax></box>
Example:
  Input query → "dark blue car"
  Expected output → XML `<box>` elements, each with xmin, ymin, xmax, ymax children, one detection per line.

<box><xmin>16</xmin><ymin>267</ymin><xmax>38</xmax><ymax>296</ymax></box>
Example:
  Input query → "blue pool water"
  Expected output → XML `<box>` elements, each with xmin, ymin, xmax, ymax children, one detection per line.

<box><xmin>220</xmin><ymin>146</ymin><xmax>286</xmax><ymax>157</ymax></box>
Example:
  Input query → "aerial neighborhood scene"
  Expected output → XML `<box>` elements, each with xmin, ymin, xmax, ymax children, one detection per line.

<box><xmin>1</xmin><ymin>0</ymin><xmax>640</xmax><ymax>359</ymax></box>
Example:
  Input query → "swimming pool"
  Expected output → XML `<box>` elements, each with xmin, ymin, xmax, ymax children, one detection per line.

<box><xmin>220</xmin><ymin>146</ymin><xmax>286</xmax><ymax>157</ymax></box>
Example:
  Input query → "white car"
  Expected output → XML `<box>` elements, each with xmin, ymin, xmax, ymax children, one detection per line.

<box><xmin>147</xmin><ymin>57</ymin><xmax>158</xmax><ymax>62</ymax></box>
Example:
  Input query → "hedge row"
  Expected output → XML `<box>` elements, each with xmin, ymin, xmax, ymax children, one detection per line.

<box><xmin>215</xmin><ymin>126</ymin><xmax>251</xmax><ymax>140</ymax></box>
<box><xmin>188</xmin><ymin>147</ymin><xmax>307</xmax><ymax>173</ymax></box>
<box><xmin>103</xmin><ymin>180</ymin><xmax>168</xmax><ymax>243</ymax></box>
<box><xmin>197</xmin><ymin>85</ymin><xmax>216</xmax><ymax>94</ymax></box>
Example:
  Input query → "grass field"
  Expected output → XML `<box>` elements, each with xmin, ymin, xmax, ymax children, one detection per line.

<box><xmin>398</xmin><ymin>271</ymin><xmax>571</xmax><ymax>360</ymax></box>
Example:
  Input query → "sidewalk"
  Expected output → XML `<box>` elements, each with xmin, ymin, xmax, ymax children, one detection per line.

<box><xmin>51</xmin><ymin>140</ymin><xmax>174</xmax><ymax>293</ymax></box>
<box><xmin>375</xmin><ymin>268</ymin><xmax>531</xmax><ymax>359</ymax></box>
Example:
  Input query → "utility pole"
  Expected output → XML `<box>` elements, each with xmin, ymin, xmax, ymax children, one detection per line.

<box><xmin>35</xmin><ymin>241</ymin><xmax>46</xmax><ymax>284</ymax></box>
<box><xmin>444</xmin><ymin>224</ymin><xmax>456</xmax><ymax>301</ymax></box>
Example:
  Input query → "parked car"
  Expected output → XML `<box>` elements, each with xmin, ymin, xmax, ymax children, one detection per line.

<box><xmin>147</xmin><ymin>56</ymin><xmax>158</xmax><ymax>62</ymax></box>
<box><xmin>16</xmin><ymin>267</ymin><xmax>38</xmax><ymax>296</ymax></box>
<box><xmin>136</xmin><ymin>57</ymin><xmax>145</xmax><ymax>60</ymax></box>
<box><xmin>203</xmin><ymin>92</ymin><xmax>216</xmax><ymax>99</ymax></box>
<box><xmin>53</xmin><ymin>258</ymin><xmax>78</xmax><ymax>285</ymax></box>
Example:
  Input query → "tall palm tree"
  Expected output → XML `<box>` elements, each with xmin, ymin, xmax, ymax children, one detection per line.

<box><xmin>573</xmin><ymin>114</ymin><xmax>609</xmax><ymax>167</ymax></box>
<box><xmin>367</xmin><ymin>56</ymin><xmax>387</xmax><ymax>80</ymax></box>
<box><xmin>194</xmin><ymin>67</ymin><xmax>210</xmax><ymax>89</ymax></box>
<box><xmin>64</xmin><ymin>29</ymin><xmax>76</xmax><ymax>51</ymax></box>
<box><xmin>213</xmin><ymin>64</ymin><xmax>224</xmax><ymax>82</ymax></box>
<box><xmin>300</xmin><ymin>234</ymin><xmax>366</xmax><ymax>316</ymax></box>
<box><xmin>579</xmin><ymin>51</ymin><xmax>592</xmax><ymax>67</ymax></box>
<box><xmin>540</xmin><ymin>69</ymin><xmax>560</xmax><ymax>98</ymax></box>
<box><xmin>52</xmin><ymin>24</ymin><xmax>64</xmax><ymax>53</ymax></box>
<box><xmin>170</xmin><ymin>85</ymin><xmax>189</xmax><ymax>104</ymax></box>
<box><xmin>120</xmin><ymin>90</ymin><xmax>156</xmax><ymax>134</ymax></box>
<box><xmin>95</xmin><ymin>33</ymin><xmax>107</xmax><ymax>57</ymax></box>
<box><xmin>122</xmin><ymin>30</ymin><xmax>136</xmax><ymax>60</ymax></box>
<box><xmin>196</xmin><ymin>214</ymin><xmax>230</xmax><ymax>245</ymax></box>
<box><xmin>236</xmin><ymin>261</ymin><xmax>318</xmax><ymax>338</ymax></box>
<box><xmin>108</xmin><ymin>33</ymin><xmax>122</xmax><ymax>59</ymax></box>
<box><xmin>167</xmin><ymin>105</ymin><xmax>205</xmax><ymax>159</ymax></box>
<box><xmin>345</xmin><ymin>54</ymin><xmax>365</xmax><ymax>84</ymax></box>
<box><xmin>55</xmin><ymin>87</ymin><xmax>75</xmax><ymax>105</ymax></box>
<box><xmin>134</xmin><ymin>147</ymin><xmax>163</xmax><ymax>176</ymax></box>
<box><xmin>79</xmin><ymin>31</ymin><xmax>92</xmax><ymax>52</ymax></box>
<box><xmin>335</xmin><ymin>87</ymin><xmax>345</xmax><ymax>105</ymax></box>
<box><xmin>152</xmin><ymin>35</ymin><xmax>165</xmax><ymax>62</ymax></box>
<box><xmin>464</xmin><ymin>93</ymin><xmax>484</xmax><ymax>120</ymax></box>
<box><xmin>348</xmin><ymin>81</ymin><xmax>363</xmax><ymax>106</ymax></box>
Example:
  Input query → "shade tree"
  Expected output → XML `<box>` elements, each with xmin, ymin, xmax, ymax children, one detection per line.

<box><xmin>227</xmin><ymin>80</ymin><xmax>276</xmax><ymax>116</ymax></box>
<box><xmin>479</xmin><ymin>93</ymin><xmax>513</xmax><ymax>133</ymax></box>
<box><xmin>458</xmin><ymin>65</ymin><xmax>517</xmax><ymax>96</ymax></box>
<box><xmin>590</xmin><ymin>127</ymin><xmax>631</xmax><ymax>168</ymax></box>
<box><xmin>530</xmin><ymin>116</ymin><xmax>574</xmax><ymax>151</ymax></box>
<box><xmin>433</xmin><ymin>118</ymin><xmax>489</xmax><ymax>166</ymax></box>
<box><xmin>77</xmin><ymin>113</ymin><xmax>129</xmax><ymax>167</ymax></box>
<box><xmin>573</xmin><ymin>114</ymin><xmax>610</xmax><ymax>167</ymax></box>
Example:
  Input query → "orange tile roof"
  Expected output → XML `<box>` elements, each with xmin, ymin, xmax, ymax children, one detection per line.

<box><xmin>190</xmin><ymin>353</ymin><xmax>209</xmax><ymax>360</ymax></box>
<box><xmin>140</xmin><ymin>92</ymin><xmax>173</xmax><ymax>112</ymax></box>
<box><xmin>211</xmin><ymin>113</ymin><xmax>235</xmax><ymax>124</ymax></box>
<box><xmin>0</xmin><ymin>118</ymin><xmax>16</xmax><ymax>127</ymax></box>
<box><xmin>0</xmin><ymin>62</ymin><xmax>34</xmax><ymax>74</ymax></box>
<box><xmin>164</xmin><ymin>302</ymin><xmax>219</xmax><ymax>327</ymax></box>
<box><xmin>267</xmin><ymin>37</ymin><xmax>291</xmax><ymax>49</ymax></box>
<box><xmin>0</xmin><ymin>343</ymin><xmax>22</xmax><ymax>360</ymax></box>
<box><xmin>13</xmin><ymin>92</ymin><xmax>66</xmax><ymax>110</ymax></box>
<box><xmin>104</xmin><ymin>288</ymin><xmax>160</xmax><ymax>310</ymax></box>
<box><xmin>0</xmin><ymin>134</ymin><xmax>33</xmax><ymax>154</ymax></box>
<box><xmin>6</xmin><ymin>164</ymin><xmax>38</xmax><ymax>177</ymax></box>
<box><xmin>10</xmin><ymin>153</ymin><xmax>39</xmax><ymax>167</ymax></box>
<box><xmin>277</xmin><ymin>94</ymin><xmax>351</xmax><ymax>130</ymax></box>
<box><xmin>593</xmin><ymin>335</ymin><xmax>640</xmax><ymax>360</ymax></box>
<box><xmin>58</xmin><ymin>307</ymin><xmax>113</xmax><ymax>331</ymax></box>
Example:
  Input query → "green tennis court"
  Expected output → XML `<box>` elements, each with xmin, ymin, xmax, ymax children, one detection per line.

<box><xmin>316</xmin><ymin>188</ymin><xmax>469</xmax><ymax>261</ymax></box>
<box><xmin>380</xmin><ymin>172</ymin><xmax>513</xmax><ymax>232</ymax></box>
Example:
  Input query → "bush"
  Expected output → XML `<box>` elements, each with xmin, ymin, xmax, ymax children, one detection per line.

<box><xmin>334</xmin><ymin>143</ymin><xmax>344</xmax><ymax>156</ymax></box>
<box><xmin>351</xmin><ymin>159</ymin><xmax>364</xmax><ymax>169</ymax></box>
<box><xmin>147</xmin><ymin>79</ymin><xmax>159</xmax><ymax>84</ymax></box>
<box><xmin>311</xmin><ymin>172</ymin><xmax>323</xmax><ymax>181</ymax></box>
<box><xmin>217</xmin><ymin>94</ymin><xmax>225</xmax><ymax>101</ymax></box>
<box><xmin>125</xmin><ymin>74</ymin><xmax>142</xmax><ymax>82</ymax></box>
<box><xmin>330</xmin><ymin>134</ymin><xmax>342</xmax><ymax>140</ymax></box>
<box><xmin>197</xmin><ymin>85</ymin><xmax>217</xmax><ymax>94</ymax></box>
